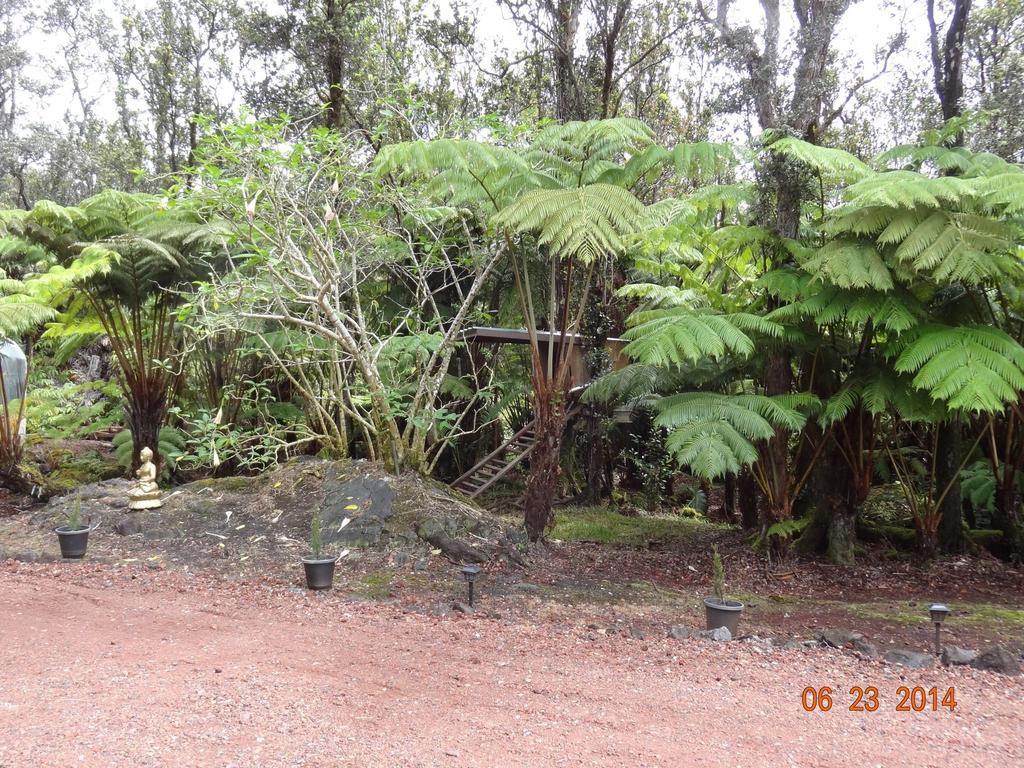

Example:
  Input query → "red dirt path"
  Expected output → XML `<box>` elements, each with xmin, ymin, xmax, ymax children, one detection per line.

<box><xmin>1</xmin><ymin>562</ymin><xmax>1022</xmax><ymax>768</ymax></box>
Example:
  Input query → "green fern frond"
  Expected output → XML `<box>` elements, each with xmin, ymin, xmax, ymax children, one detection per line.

<box><xmin>766</xmin><ymin>136</ymin><xmax>871</xmax><ymax>181</ymax></box>
<box><xmin>616</xmin><ymin>282</ymin><xmax>703</xmax><ymax>308</ymax></box>
<box><xmin>802</xmin><ymin>240</ymin><xmax>893</xmax><ymax>290</ymax></box>
<box><xmin>596</xmin><ymin>144</ymin><xmax>672</xmax><ymax>188</ymax></box>
<box><xmin>623</xmin><ymin>308</ymin><xmax>782</xmax><ymax>366</ymax></box>
<box><xmin>492</xmin><ymin>184</ymin><xmax>644</xmax><ymax>261</ymax></box>
<box><xmin>654</xmin><ymin>392</ymin><xmax>811</xmax><ymax>479</ymax></box>
<box><xmin>821</xmin><ymin>368</ymin><xmax>938</xmax><ymax>425</ymax></box>
<box><xmin>0</xmin><ymin>296</ymin><xmax>57</xmax><ymax>336</ymax></box>
<box><xmin>843</xmin><ymin>171</ymin><xmax>980</xmax><ymax>209</ymax></box>
<box><xmin>877</xmin><ymin>144</ymin><xmax>973</xmax><ymax>173</ymax></box>
<box><xmin>534</xmin><ymin>118</ymin><xmax>655</xmax><ymax>165</ymax></box>
<box><xmin>685</xmin><ymin>183</ymin><xmax>756</xmax><ymax>213</ymax></box>
<box><xmin>671</xmin><ymin>142</ymin><xmax>742</xmax><ymax>180</ymax></box>
<box><xmin>893</xmin><ymin>324</ymin><xmax>1024</xmax><ymax>413</ymax></box>
<box><xmin>582</xmin><ymin>363</ymin><xmax>664</xmax><ymax>405</ymax></box>
<box><xmin>892</xmin><ymin>211</ymin><xmax>1015</xmax><ymax>284</ymax></box>
<box><xmin>981</xmin><ymin>171</ymin><xmax>1024</xmax><ymax>215</ymax></box>
<box><xmin>960</xmin><ymin>460</ymin><xmax>997</xmax><ymax>514</ymax></box>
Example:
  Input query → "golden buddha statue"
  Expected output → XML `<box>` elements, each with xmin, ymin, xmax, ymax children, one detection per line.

<box><xmin>128</xmin><ymin>447</ymin><xmax>162</xmax><ymax>510</ymax></box>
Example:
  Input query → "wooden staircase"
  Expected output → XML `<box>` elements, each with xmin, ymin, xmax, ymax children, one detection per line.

<box><xmin>451</xmin><ymin>421</ymin><xmax>538</xmax><ymax>498</ymax></box>
<box><xmin>450</xmin><ymin>406</ymin><xmax>582</xmax><ymax>499</ymax></box>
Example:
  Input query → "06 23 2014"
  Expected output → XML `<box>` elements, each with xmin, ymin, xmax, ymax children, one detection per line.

<box><xmin>801</xmin><ymin>685</ymin><xmax>958</xmax><ymax>712</ymax></box>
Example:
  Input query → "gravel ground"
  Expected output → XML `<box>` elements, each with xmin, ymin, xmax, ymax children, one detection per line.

<box><xmin>1</xmin><ymin>561</ymin><xmax>1022</xmax><ymax>768</ymax></box>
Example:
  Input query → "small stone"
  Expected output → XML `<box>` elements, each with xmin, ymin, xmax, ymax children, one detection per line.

<box><xmin>628</xmin><ymin>626</ymin><xmax>645</xmax><ymax>640</ymax></box>
<box><xmin>817</xmin><ymin>629</ymin><xmax>864</xmax><ymax>648</ymax></box>
<box><xmin>941</xmin><ymin>646</ymin><xmax>978</xmax><ymax>667</ymax></box>
<box><xmin>700</xmin><ymin>626</ymin><xmax>732</xmax><ymax>642</ymax></box>
<box><xmin>413</xmin><ymin>558</ymin><xmax>428</xmax><ymax>571</ymax></box>
<box><xmin>970</xmin><ymin>645</ymin><xmax>1021</xmax><ymax>675</ymax></box>
<box><xmin>882</xmin><ymin>649</ymin><xmax>934</xmax><ymax>669</ymax></box>
<box><xmin>781</xmin><ymin>639</ymin><xmax>812</xmax><ymax>651</ymax></box>
<box><xmin>391</xmin><ymin>552</ymin><xmax>410</xmax><ymax>567</ymax></box>
<box><xmin>668</xmin><ymin>625</ymin><xmax>694</xmax><ymax>641</ymax></box>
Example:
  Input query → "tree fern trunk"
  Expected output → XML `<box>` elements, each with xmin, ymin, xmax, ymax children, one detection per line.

<box><xmin>827</xmin><ymin>510</ymin><xmax>858</xmax><ymax>565</ymax></box>
<box><xmin>737</xmin><ymin>469</ymin><xmax>759</xmax><ymax>529</ymax></box>
<box><xmin>936</xmin><ymin>419</ymin><xmax>967</xmax><ymax>553</ymax></box>
<box><xmin>992</xmin><ymin>483</ymin><xmax>1023</xmax><ymax>561</ymax></box>
<box><xmin>761</xmin><ymin>348</ymin><xmax>793</xmax><ymax>528</ymax></box>
<box><xmin>723</xmin><ymin>473</ymin><xmax>736</xmax><ymax>522</ymax></box>
<box><xmin>127</xmin><ymin>389</ymin><xmax>166</xmax><ymax>474</ymax></box>
<box><xmin>524</xmin><ymin>399</ymin><xmax>565</xmax><ymax>541</ymax></box>
<box><xmin>580</xmin><ymin>409</ymin><xmax>606</xmax><ymax>504</ymax></box>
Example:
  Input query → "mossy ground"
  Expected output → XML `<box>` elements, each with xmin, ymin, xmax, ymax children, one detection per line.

<box><xmin>352</xmin><ymin>570</ymin><xmax>395</xmax><ymax>600</ymax></box>
<box><xmin>549</xmin><ymin>506</ymin><xmax>730</xmax><ymax>547</ymax></box>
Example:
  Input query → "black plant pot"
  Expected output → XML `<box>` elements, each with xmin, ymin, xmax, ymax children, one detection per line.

<box><xmin>302</xmin><ymin>556</ymin><xmax>338</xmax><ymax>590</ymax></box>
<box><xmin>55</xmin><ymin>526</ymin><xmax>90</xmax><ymax>559</ymax></box>
<box><xmin>704</xmin><ymin>597</ymin><xmax>744</xmax><ymax>634</ymax></box>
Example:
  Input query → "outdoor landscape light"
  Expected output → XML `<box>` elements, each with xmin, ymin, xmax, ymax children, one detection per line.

<box><xmin>461</xmin><ymin>564</ymin><xmax>482</xmax><ymax>607</ymax></box>
<box><xmin>929</xmin><ymin>603</ymin><xmax>950</xmax><ymax>655</ymax></box>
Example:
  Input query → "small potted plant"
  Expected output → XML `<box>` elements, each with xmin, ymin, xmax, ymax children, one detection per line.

<box><xmin>704</xmin><ymin>544</ymin><xmax>743</xmax><ymax>633</ymax></box>
<box><xmin>55</xmin><ymin>494</ymin><xmax>90</xmax><ymax>559</ymax></box>
<box><xmin>302</xmin><ymin>510</ymin><xmax>348</xmax><ymax>590</ymax></box>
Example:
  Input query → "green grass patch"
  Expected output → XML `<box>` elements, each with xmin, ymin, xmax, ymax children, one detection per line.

<box><xmin>954</xmin><ymin>604</ymin><xmax>1024</xmax><ymax>626</ymax></box>
<box><xmin>550</xmin><ymin>506</ymin><xmax>731</xmax><ymax>547</ymax></box>
<box><xmin>531</xmin><ymin>578</ymin><xmax>694</xmax><ymax>608</ymax></box>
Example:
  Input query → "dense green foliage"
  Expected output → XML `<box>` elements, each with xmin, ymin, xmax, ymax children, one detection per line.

<box><xmin>0</xmin><ymin>0</ymin><xmax>1022</xmax><ymax>567</ymax></box>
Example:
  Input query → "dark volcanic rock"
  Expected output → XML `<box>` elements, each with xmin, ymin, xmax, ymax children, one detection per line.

<box><xmin>114</xmin><ymin>518</ymin><xmax>143</xmax><ymax>536</ymax></box>
<box><xmin>321</xmin><ymin>470</ymin><xmax>396</xmax><ymax>547</ymax></box>
<box><xmin>816</xmin><ymin>629</ymin><xmax>864</xmax><ymax>648</ymax></box>
<box><xmin>882</xmin><ymin>649</ymin><xmax>934</xmax><ymax>669</ymax></box>
<box><xmin>9</xmin><ymin>459</ymin><xmax>516</xmax><ymax>572</ymax></box>
<box><xmin>668</xmin><ymin>625</ymin><xmax>694</xmax><ymax>641</ymax></box>
<box><xmin>970</xmin><ymin>646</ymin><xmax>1021</xmax><ymax>676</ymax></box>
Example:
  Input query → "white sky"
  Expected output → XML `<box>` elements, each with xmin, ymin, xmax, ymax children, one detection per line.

<box><xmin>19</xmin><ymin>0</ymin><xmax>936</xmax><ymax>142</ymax></box>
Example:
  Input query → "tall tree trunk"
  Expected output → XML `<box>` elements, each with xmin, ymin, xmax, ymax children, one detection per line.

<box><xmin>551</xmin><ymin>0</ymin><xmax>583</xmax><ymax>120</ymax></box>
<box><xmin>324</xmin><ymin>0</ymin><xmax>345</xmax><ymax>129</ymax></box>
<box><xmin>927</xmin><ymin>0</ymin><xmax>973</xmax><ymax>123</ymax></box>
